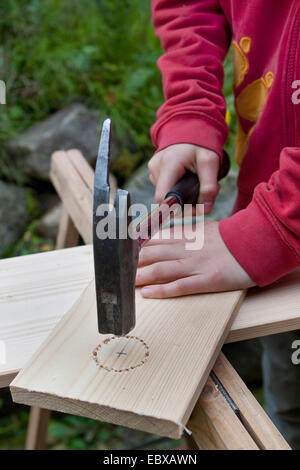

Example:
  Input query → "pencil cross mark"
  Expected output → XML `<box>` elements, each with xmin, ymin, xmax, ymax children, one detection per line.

<box><xmin>116</xmin><ymin>351</ymin><xmax>127</xmax><ymax>357</ymax></box>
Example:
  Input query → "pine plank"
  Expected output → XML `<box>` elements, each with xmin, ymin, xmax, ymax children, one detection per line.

<box><xmin>227</xmin><ymin>268</ymin><xmax>300</xmax><ymax>343</ymax></box>
<box><xmin>0</xmin><ymin>245</ymin><xmax>93</xmax><ymax>384</ymax></box>
<box><xmin>188</xmin><ymin>376</ymin><xmax>258</xmax><ymax>450</ymax></box>
<box><xmin>1</xmin><ymin>248</ymin><xmax>300</xmax><ymax>388</ymax></box>
<box><xmin>50</xmin><ymin>150</ymin><xmax>117</xmax><ymax>245</ymax></box>
<box><xmin>11</xmin><ymin>281</ymin><xmax>244</xmax><ymax>438</ymax></box>
<box><xmin>25</xmin><ymin>198</ymin><xmax>81</xmax><ymax>451</ymax></box>
<box><xmin>212</xmin><ymin>353</ymin><xmax>290</xmax><ymax>449</ymax></box>
<box><xmin>50</xmin><ymin>151</ymin><xmax>93</xmax><ymax>244</ymax></box>
<box><xmin>56</xmin><ymin>206</ymin><xmax>79</xmax><ymax>249</ymax></box>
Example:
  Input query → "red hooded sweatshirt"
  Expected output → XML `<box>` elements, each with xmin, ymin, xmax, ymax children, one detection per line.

<box><xmin>150</xmin><ymin>0</ymin><xmax>300</xmax><ymax>287</ymax></box>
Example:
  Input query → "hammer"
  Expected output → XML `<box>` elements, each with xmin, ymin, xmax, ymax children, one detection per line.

<box><xmin>93</xmin><ymin>119</ymin><xmax>230</xmax><ymax>336</ymax></box>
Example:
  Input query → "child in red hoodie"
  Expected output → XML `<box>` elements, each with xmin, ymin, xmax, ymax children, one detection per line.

<box><xmin>136</xmin><ymin>0</ymin><xmax>300</xmax><ymax>448</ymax></box>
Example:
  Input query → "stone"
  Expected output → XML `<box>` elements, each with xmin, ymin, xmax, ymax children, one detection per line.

<box><xmin>5</xmin><ymin>103</ymin><xmax>122</xmax><ymax>181</ymax></box>
<box><xmin>0</xmin><ymin>181</ymin><xmax>28</xmax><ymax>257</ymax></box>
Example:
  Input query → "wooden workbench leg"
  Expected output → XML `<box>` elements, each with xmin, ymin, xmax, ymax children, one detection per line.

<box><xmin>56</xmin><ymin>206</ymin><xmax>79</xmax><ymax>249</ymax></box>
<box><xmin>188</xmin><ymin>375</ymin><xmax>259</xmax><ymax>450</ymax></box>
<box><xmin>25</xmin><ymin>205</ymin><xmax>79</xmax><ymax>450</ymax></box>
<box><xmin>26</xmin><ymin>407</ymin><xmax>51</xmax><ymax>450</ymax></box>
<box><xmin>187</xmin><ymin>353</ymin><xmax>290</xmax><ymax>450</ymax></box>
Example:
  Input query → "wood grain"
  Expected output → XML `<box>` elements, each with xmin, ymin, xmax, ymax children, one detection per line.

<box><xmin>26</xmin><ymin>197</ymin><xmax>81</xmax><ymax>451</ymax></box>
<box><xmin>2</xmin><ymin>248</ymin><xmax>300</xmax><ymax>388</ymax></box>
<box><xmin>227</xmin><ymin>269</ymin><xmax>300</xmax><ymax>342</ymax></box>
<box><xmin>56</xmin><ymin>206</ymin><xmax>79</xmax><ymax>249</ymax></box>
<box><xmin>50</xmin><ymin>150</ymin><xmax>93</xmax><ymax>244</ymax></box>
<box><xmin>212</xmin><ymin>353</ymin><xmax>290</xmax><ymax>449</ymax></box>
<box><xmin>50</xmin><ymin>149</ymin><xmax>117</xmax><ymax>245</ymax></box>
<box><xmin>25</xmin><ymin>407</ymin><xmax>51</xmax><ymax>450</ymax></box>
<box><xmin>188</xmin><ymin>353</ymin><xmax>290</xmax><ymax>449</ymax></box>
<box><xmin>188</xmin><ymin>376</ymin><xmax>258</xmax><ymax>450</ymax></box>
<box><xmin>0</xmin><ymin>245</ymin><xmax>93</xmax><ymax>384</ymax></box>
<box><xmin>11</xmin><ymin>281</ymin><xmax>244</xmax><ymax>438</ymax></box>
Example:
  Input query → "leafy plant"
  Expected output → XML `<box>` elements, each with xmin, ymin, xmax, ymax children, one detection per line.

<box><xmin>0</xmin><ymin>0</ymin><xmax>163</xmax><ymax>181</ymax></box>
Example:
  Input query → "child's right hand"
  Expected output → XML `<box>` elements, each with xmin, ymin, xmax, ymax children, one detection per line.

<box><xmin>148</xmin><ymin>143</ymin><xmax>220</xmax><ymax>214</ymax></box>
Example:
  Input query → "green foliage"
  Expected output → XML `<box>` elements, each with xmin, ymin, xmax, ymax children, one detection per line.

<box><xmin>0</xmin><ymin>0</ymin><xmax>236</xmax><ymax>183</ymax></box>
<box><xmin>48</xmin><ymin>416</ymin><xmax>125</xmax><ymax>450</ymax></box>
<box><xmin>0</xmin><ymin>0</ymin><xmax>163</xmax><ymax>181</ymax></box>
<box><xmin>25</xmin><ymin>188</ymin><xmax>40</xmax><ymax>218</ymax></box>
<box><xmin>0</xmin><ymin>409</ymin><xmax>28</xmax><ymax>450</ymax></box>
<box><xmin>3</xmin><ymin>221</ymin><xmax>54</xmax><ymax>257</ymax></box>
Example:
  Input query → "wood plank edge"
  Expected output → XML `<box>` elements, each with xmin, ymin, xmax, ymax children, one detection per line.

<box><xmin>226</xmin><ymin>317</ymin><xmax>300</xmax><ymax>343</ymax></box>
<box><xmin>213</xmin><ymin>353</ymin><xmax>291</xmax><ymax>449</ymax></box>
<box><xmin>0</xmin><ymin>370</ymin><xmax>18</xmax><ymax>389</ymax></box>
<box><xmin>180</xmin><ymin>289</ymin><xmax>246</xmax><ymax>425</ymax></box>
<box><xmin>10</xmin><ymin>385</ymin><xmax>183</xmax><ymax>439</ymax></box>
<box><xmin>188</xmin><ymin>377</ymin><xmax>259</xmax><ymax>450</ymax></box>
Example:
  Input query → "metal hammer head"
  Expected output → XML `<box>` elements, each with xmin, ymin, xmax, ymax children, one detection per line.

<box><xmin>93</xmin><ymin>119</ymin><xmax>139</xmax><ymax>336</ymax></box>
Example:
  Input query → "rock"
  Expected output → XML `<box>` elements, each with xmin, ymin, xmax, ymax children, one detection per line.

<box><xmin>35</xmin><ymin>203</ymin><xmax>62</xmax><ymax>241</ymax></box>
<box><xmin>0</xmin><ymin>181</ymin><xmax>28</xmax><ymax>256</ymax></box>
<box><xmin>5</xmin><ymin>103</ymin><xmax>122</xmax><ymax>181</ymax></box>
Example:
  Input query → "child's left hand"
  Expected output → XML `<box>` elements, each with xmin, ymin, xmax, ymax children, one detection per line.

<box><xmin>136</xmin><ymin>221</ymin><xmax>255</xmax><ymax>298</ymax></box>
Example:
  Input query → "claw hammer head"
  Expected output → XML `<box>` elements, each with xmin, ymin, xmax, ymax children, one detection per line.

<box><xmin>93</xmin><ymin>119</ymin><xmax>139</xmax><ymax>336</ymax></box>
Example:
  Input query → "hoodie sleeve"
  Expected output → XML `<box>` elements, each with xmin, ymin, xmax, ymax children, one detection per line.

<box><xmin>219</xmin><ymin>147</ymin><xmax>300</xmax><ymax>286</ymax></box>
<box><xmin>150</xmin><ymin>0</ymin><xmax>231</xmax><ymax>159</ymax></box>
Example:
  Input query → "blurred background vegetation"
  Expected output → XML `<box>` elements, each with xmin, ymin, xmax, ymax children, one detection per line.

<box><xmin>0</xmin><ymin>0</ymin><xmax>241</xmax><ymax>450</ymax></box>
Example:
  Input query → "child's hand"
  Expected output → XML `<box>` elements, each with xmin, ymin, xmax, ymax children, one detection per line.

<box><xmin>148</xmin><ymin>143</ymin><xmax>220</xmax><ymax>214</ymax></box>
<box><xmin>136</xmin><ymin>221</ymin><xmax>255</xmax><ymax>298</ymax></box>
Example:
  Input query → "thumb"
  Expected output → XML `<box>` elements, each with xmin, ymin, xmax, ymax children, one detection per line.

<box><xmin>155</xmin><ymin>161</ymin><xmax>186</xmax><ymax>203</ymax></box>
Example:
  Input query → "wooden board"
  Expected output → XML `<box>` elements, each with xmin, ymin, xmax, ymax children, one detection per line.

<box><xmin>187</xmin><ymin>352</ymin><xmax>290</xmax><ymax>449</ymax></box>
<box><xmin>2</xmin><ymin>247</ymin><xmax>300</xmax><ymax>388</ymax></box>
<box><xmin>50</xmin><ymin>150</ymin><xmax>93</xmax><ymax>244</ymax></box>
<box><xmin>211</xmin><ymin>353</ymin><xmax>290</xmax><ymax>449</ymax></box>
<box><xmin>227</xmin><ymin>268</ymin><xmax>300</xmax><ymax>343</ymax></box>
<box><xmin>11</xmin><ymin>281</ymin><xmax>244</xmax><ymax>438</ymax></box>
<box><xmin>50</xmin><ymin>150</ymin><xmax>117</xmax><ymax>245</ymax></box>
<box><xmin>0</xmin><ymin>245</ymin><xmax>93</xmax><ymax>387</ymax></box>
<box><xmin>188</xmin><ymin>375</ymin><xmax>259</xmax><ymax>450</ymax></box>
